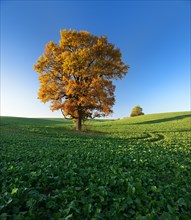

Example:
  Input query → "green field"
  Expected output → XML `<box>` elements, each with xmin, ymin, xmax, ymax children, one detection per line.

<box><xmin>0</xmin><ymin>112</ymin><xmax>191</xmax><ymax>219</ymax></box>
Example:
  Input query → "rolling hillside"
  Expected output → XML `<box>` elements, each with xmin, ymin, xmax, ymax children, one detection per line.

<box><xmin>0</xmin><ymin>112</ymin><xmax>191</xmax><ymax>219</ymax></box>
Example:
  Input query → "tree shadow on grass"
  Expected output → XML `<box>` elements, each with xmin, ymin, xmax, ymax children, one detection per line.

<box><xmin>134</xmin><ymin>114</ymin><xmax>191</xmax><ymax>125</ymax></box>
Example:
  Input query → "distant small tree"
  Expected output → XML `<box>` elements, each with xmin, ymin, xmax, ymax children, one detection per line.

<box><xmin>130</xmin><ymin>105</ymin><xmax>144</xmax><ymax>117</ymax></box>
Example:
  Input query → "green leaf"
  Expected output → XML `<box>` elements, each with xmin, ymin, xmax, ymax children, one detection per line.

<box><xmin>65</xmin><ymin>213</ymin><xmax>73</xmax><ymax>220</ymax></box>
<box><xmin>11</xmin><ymin>188</ymin><xmax>18</xmax><ymax>195</ymax></box>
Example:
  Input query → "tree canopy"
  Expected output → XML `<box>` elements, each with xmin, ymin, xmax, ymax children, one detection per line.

<box><xmin>34</xmin><ymin>29</ymin><xmax>129</xmax><ymax>130</ymax></box>
<box><xmin>130</xmin><ymin>105</ymin><xmax>144</xmax><ymax>117</ymax></box>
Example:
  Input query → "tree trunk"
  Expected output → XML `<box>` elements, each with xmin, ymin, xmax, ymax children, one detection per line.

<box><xmin>76</xmin><ymin>116</ymin><xmax>82</xmax><ymax>131</ymax></box>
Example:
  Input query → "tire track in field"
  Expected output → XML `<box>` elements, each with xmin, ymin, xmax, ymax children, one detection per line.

<box><xmin>145</xmin><ymin>132</ymin><xmax>165</xmax><ymax>142</ymax></box>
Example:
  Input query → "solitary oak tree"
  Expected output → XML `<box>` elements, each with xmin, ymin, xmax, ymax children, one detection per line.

<box><xmin>34</xmin><ymin>29</ymin><xmax>129</xmax><ymax>130</ymax></box>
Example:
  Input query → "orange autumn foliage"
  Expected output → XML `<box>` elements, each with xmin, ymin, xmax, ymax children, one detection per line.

<box><xmin>34</xmin><ymin>29</ymin><xmax>129</xmax><ymax>130</ymax></box>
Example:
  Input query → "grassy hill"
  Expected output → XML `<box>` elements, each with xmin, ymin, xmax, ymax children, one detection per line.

<box><xmin>0</xmin><ymin>112</ymin><xmax>191</xmax><ymax>219</ymax></box>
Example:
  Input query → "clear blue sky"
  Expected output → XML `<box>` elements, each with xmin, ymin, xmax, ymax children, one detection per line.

<box><xmin>1</xmin><ymin>0</ymin><xmax>190</xmax><ymax>118</ymax></box>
